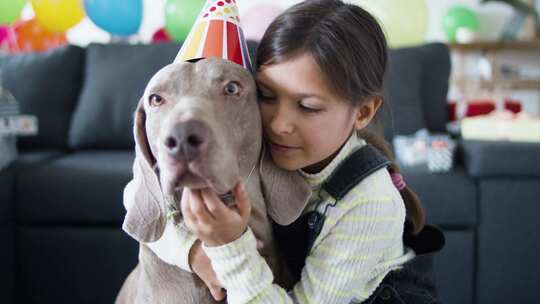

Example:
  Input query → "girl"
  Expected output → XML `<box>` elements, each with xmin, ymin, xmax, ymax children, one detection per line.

<box><xmin>173</xmin><ymin>0</ymin><xmax>441</xmax><ymax>302</ymax></box>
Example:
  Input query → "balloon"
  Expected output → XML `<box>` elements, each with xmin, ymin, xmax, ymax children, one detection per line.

<box><xmin>152</xmin><ymin>28</ymin><xmax>171</xmax><ymax>43</ymax></box>
<box><xmin>84</xmin><ymin>0</ymin><xmax>143</xmax><ymax>36</ymax></box>
<box><xmin>0</xmin><ymin>26</ymin><xmax>18</xmax><ymax>53</ymax></box>
<box><xmin>350</xmin><ymin>0</ymin><xmax>428</xmax><ymax>48</ymax></box>
<box><xmin>165</xmin><ymin>0</ymin><xmax>205</xmax><ymax>42</ymax></box>
<box><xmin>241</xmin><ymin>4</ymin><xmax>283</xmax><ymax>41</ymax></box>
<box><xmin>443</xmin><ymin>6</ymin><xmax>479</xmax><ymax>43</ymax></box>
<box><xmin>0</xmin><ymin>25</ymin><xmax>17</xmax><ymax>52</ymax></box>
<box><xmin>0</xmin><ymin>0</ymin><xmax>26</xmax><ymax>25</ymax></box>
<box><xmin>12</xmin><ymin>18</ymin><xmax>67</xmax><ymax>53</ymax></box>
<box><xmin>31</xmin><ymin>0</ymin><xmax>85</xmax><ymax>33</ymax></box>
<box><xmin>0</xmin><ymin>26</ymin><xmax>13</xmax><ymax>45</ymax></box>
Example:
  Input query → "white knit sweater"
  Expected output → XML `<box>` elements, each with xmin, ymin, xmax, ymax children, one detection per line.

<box><xmin>131</xmin><ymin>134</ymin><xmax>415</xmax><ymax>303</ymax></box>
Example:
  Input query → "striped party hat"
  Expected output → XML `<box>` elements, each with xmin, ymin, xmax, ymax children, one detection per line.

<box><xmin>174</xmin><ymin>0</ymin><xmax>252</xmax><ymax>71</ymax></box>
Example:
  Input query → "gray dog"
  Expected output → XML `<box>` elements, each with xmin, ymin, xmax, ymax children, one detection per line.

<box><xmin>116</xmin><ymin>58</ymin><xmax>311</xmax><ymax>304</ymax></box>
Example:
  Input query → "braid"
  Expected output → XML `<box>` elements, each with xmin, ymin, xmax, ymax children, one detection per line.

<box><xmin>357</xmin><ymin>129</ymin><xmax>426</xmax><ymax>235</ymax></box>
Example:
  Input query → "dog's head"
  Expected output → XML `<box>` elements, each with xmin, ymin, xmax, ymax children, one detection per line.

<box><xmin>124</xmin><ymin>58</ymin><xmax>311</xmax><ymax>243</ymax></box>
<box><xmin>141</xmin><ymin>58</ymin><xmax>260</xmax><ymax>196</ymax></box>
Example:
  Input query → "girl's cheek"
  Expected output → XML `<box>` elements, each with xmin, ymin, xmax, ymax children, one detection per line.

<box><xmin>258</xmin><ymin>104</ymin><xmax>274</xmax><ymax>126</ymax></box>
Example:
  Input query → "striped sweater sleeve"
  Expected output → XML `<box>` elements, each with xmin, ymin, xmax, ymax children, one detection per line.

<box><xmin>123</xmin><ymin>177</ymin><xmax>197</xmax><ymax>272</ymax></box>
<box><xmin>203</xmin><ymin>192</ymin><xmax>405</xmax><ymax>304</ymax></box>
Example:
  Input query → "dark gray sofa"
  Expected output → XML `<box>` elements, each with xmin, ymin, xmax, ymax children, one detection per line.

<box><xmin>1</xmin><ymin>42</ymin><xmax>538</xmax><ymax>304</ymax></box>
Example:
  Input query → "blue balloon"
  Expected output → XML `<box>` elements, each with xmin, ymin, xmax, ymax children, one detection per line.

<box><xmin>84</xmin><ymin>0</ymin><xmax>143</xmax><ymax>36</ymax></box>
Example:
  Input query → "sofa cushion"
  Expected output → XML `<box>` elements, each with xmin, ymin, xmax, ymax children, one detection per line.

<box><xmin>383</xmin><ymin>47</ymin><xmax>425</xmax><ymax>137</ymax></box>
<box><xmin>417</xmin><ymin>43</ymin><xmax>451</xmax><ymax>133</ymax></box>
<box><xmin>0</xmin><ymin>224</ymin><xmax>15</xmax><ymax>304</ymax></box>
<box><xmin>382</xmin><ymin>43</ymin><xmax>450</xmax><ymax>139</ymax></box>
<box><xmin>462</xmin><ymin>140</ymin><xmax>540</xmax><ymax>178</ymax></box>
<box><xmin>0</xmin><ymin>150</ymin><xmax>63</xmax><ymax>222</ymax></box>
<box><xmin>16</xmin><ymin>151</ymin><xmax>134</xmax><ymax>224</ymax></box>
<box><xmin>401</xmin><ymin>166</ymin><xmax>477</xmax><ymax>227</ymax></box>
<box><xmin>0</xmin><ymin>165</ymin><xmax>15</xmax><ymax>223</ymax></box>
<box><xmin>68</xmin><ymin>43</ymin><xmax>182</xmax><ymax>150</ymax></box>
<box><xmin>434</xmin><ymin>230</ymin><xmax>474</xmax><ymax>304</ymax></box>
<box><xmin>17</xmin><ymin>226</ymin><xmax>138</xmax><ymax>304</ymax></box>
<box><xmin>477</xmin><ymin>179</ymin><xmax>540</xmax><ymax>303</ymax></box>
<box><xmin>2</xmin><ymin>45</ymin><xmax>85</xmax><ymax>150</ymax></box>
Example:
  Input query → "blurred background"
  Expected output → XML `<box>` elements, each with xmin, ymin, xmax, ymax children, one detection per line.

<box><xmin>1</xmin><ymin>1</ymin><xmax>539</xmax><ymax>304</ymax></box>
<box><xmin>2</xmin><ymin>0</ymin><xmax>539</xmax><ymax>117</ymax></box>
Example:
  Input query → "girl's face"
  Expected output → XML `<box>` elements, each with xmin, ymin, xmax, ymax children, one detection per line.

<box><xmin>256</xmin><ymin>52</ymin><xmax>370</xmax><ymax>173</ymax></box>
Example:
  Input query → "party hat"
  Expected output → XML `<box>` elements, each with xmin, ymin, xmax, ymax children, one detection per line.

<box><xmin>174</xmin><ymin>0</ymin><xmax>252</xmax><ymax>71</ymax></box>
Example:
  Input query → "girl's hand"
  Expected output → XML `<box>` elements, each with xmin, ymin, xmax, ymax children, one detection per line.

<box><xmin>189</xmin><ymin>238</ymin><xmax>264</xmax><ymax>301</ymax></box>
<box><xmin>181</xmin><ymin>183</ymin><xmax>251</xmax><ymax>247</ymax></box>
<box><xmin>189</xmin><ymin>240</ymin><xmax>226</xmax><ymax>301</ymax></box>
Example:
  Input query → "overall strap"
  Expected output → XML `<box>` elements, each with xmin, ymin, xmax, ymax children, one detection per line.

<box><xmin>273</xmin><ymin>144</ymin><xmax>392</xmax><ymax>282</ymax></box>
<box><xmin>322</xmin><ymin>144</ymin><xmax>390</xmax><ymax>201</ymax></box>
<box><xmin>323</xmin><ymin>144</ymin><xmax>445</xmax><ymax>255</ymax></box>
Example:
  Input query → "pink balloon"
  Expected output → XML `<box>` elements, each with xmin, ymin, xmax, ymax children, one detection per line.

<box><xmin>241</xmin><ymin>4</ymin><xmax>283</xmax><ymax>41</ymax></box>
<box><xmin>0</xmin><ymin>25</ymin><xmax>16</xmax><ymax>51</ymax></box>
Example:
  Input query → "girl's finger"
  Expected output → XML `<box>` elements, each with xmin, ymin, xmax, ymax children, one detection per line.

<box><xmin>209</xmin><ymin>286</ymin><xmax>226</xmax><ymax>301</ymax></box>
<box><xmin>180</xmin><ymin>189</ymin><xmax>197</xmax><ymax>228</ymax></box>
<box><xmin>233</xmin><ymin>183</ymin><xmax>251</xmax><ymax>219</ymax></box>
<box><xmin>256</xmin><ymin>239</ymin><xmax>264</xmax><ymax>251</ymax></box>
<box><xmin>200</xmin><ymin>189</ymin><xmax>227</xmax><ymax>218</ymax></box>
<box><xmin>189</xmin><ymin>189</ymin><xmax>215</xmax><ymax>223</ymax></box>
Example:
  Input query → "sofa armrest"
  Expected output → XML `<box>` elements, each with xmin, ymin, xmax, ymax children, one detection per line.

<box><xmin>0</xmin><ymin>150</ymin><xmax>64</xmax><ymax>303</ymax></box>
<box><xmin>460</xmin><ymin>140</ymin><xmax>540</xmax><ymax>178</ymax></box>
<box><xmin>0</xmin><ymin>163</ymin><xmax>15</xmax><ymax>303</ymax></box>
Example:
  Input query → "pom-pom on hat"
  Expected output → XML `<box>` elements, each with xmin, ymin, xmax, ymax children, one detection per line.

<box><xmin>174</xmin><ymin>0</ymin><xmax>252</xmax><ymax>71</ymax></box>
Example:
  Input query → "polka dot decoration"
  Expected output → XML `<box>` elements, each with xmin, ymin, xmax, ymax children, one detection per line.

<box><xmin>201</xmin><ymin>0</ymin><xmax>240</xmax><ymax>24</ymax></box>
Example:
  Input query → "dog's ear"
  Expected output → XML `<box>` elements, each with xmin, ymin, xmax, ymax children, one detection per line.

<box><xmin>122</xmin><ymin>99</ymin><xmax>167</xmax><ymax>243</ymax></box>
<box><xmin>259</xmin><ymin>146</ymin><xmax>312</xmax><ymax>225</ymax></box>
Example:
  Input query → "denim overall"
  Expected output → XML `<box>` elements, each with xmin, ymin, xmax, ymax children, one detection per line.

<box><xmin>273</xmin><ymin>145</ymin><xmax>445</xmax><ymax>304</ymax></box>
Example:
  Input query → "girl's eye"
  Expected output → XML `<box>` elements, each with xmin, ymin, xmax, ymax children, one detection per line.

<box><xmin>299</xmin><ymin>103</ymin><xmax>321</xmax><ymax>113</ymax></box>
<box><xmin>149</xmin><ymin>94</ymin><xmax>165</xmax><ymax>107</ymax></box>
<box><xmin>224</xmin><ymin>82</ymin><xmax>242</xmax><ymax>96</ymax></box>
<box><xmin>257</xmin><ymin>89</ymin><xmax>276</xmax><ymax>101</ymax></box>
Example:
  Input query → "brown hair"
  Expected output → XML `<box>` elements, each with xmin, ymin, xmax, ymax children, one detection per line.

<box><xmin>256</xmin><ymin>0</ymin><xmax>425</xmax><ymax>234</ymax></box>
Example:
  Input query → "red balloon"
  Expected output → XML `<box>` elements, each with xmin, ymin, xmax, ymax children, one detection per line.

<box><xmin>11</xmin><ymin>18</ymin><xmax>67</xmax><ymax>53</ymax></box>
<box><xmin>152</xmin><ymin>28</ymin><xmax>171</xmax><ymax>43</ymax></box>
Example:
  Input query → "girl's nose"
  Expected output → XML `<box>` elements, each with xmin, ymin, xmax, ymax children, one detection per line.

<box><xmin>269</xmin><ymin>104</ymin><xmax>295</xmax><ymax>135</ymax></box>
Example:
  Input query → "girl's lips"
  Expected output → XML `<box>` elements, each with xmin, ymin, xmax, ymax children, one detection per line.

<box><xmin>270</xmin><ymin>141</ymin><xmax>301</xmax><ymax>152</ymax></box>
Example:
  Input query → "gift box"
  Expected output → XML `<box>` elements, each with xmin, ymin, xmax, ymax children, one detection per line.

<box><xmin>0</xmin><ymin>85</ymin><xmax>19</xmax><ymax>170</ymax></box>
<box><xmin>461</xmin><ymin>111</ymin><xmax>540</xmax><ymax>143</ymax></box>
<box><xmin>393</xmin><ymin>129</ymin><xmax>457</xmax><ymax>173</ymax></box>
<box><xmin>448</xmin><ymin>99</ymin><xmax>522</xmax><ymax>122</ymax></box>
<box><xmin>0</xmin><ymin>82</ymin><xmax>38</xmax><ymax>170</ymax></box>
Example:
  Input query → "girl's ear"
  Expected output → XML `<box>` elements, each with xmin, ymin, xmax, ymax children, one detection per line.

<box><xmin>354</xmin><ymin>97</ymin><xmax>383</xmax><ymax>130</ymax></box>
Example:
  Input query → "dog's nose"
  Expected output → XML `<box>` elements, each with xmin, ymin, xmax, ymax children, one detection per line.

<box><xmin>164</xmin><ymin>120</ymin><xmax>210</xmax><ymax>162</ymax></box>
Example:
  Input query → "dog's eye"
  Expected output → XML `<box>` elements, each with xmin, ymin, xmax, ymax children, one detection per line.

<box><xmin>149</xmin><ymin>94</ymin><xmax>164</xmax><ymax>107</ymax></box>
<box><xmin>224</xmin><ymin>82</ymin><xmax>241</xmax><ymax>96</ymax></box>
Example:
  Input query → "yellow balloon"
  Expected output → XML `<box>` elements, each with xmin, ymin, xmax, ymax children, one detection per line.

<box><xmin>350</xmin><ymin>0</ymin><xmax>428</xmax><ymax>48</ymax></box>
<box><xmin>31</xmin><ymin>0</ymin><xmax>85</xmax><ymax>33</ymax></box>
